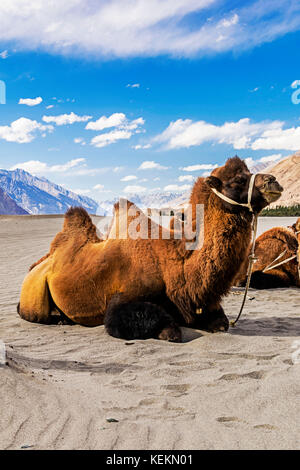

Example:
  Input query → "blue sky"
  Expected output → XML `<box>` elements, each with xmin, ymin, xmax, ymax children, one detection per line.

<box><xmin>0</xmin><ymin>0</ymin><xmax>300</xmax><ymax>201</ymax></box>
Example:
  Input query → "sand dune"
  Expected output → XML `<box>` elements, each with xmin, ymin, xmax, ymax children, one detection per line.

<box><xmin>0</xmin><ymin>216</ymin><xmax>299</xmax><ymax>450</ymax></box>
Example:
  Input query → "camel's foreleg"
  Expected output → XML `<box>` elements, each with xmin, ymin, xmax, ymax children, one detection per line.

<box><xmin>18</xmin><ymin>259</ymin><xmax>52</xmax><ymax>324</ymax></box>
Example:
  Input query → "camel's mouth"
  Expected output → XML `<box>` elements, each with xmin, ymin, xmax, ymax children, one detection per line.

<box><xmin>265</xmin><ymin>190</ymin><xmax>282</xmax><ymax>195</ymax></box>
<box><xmin>261</xmin><ymin>189</ymin><xmax>283</xmax><ymax>203</ymax></box>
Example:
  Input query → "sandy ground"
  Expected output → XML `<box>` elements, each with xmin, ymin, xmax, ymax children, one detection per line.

<box><xmin>0</xmin><ymin>215</ymin><xmax>299</xmax><ymax>450</ymax></box>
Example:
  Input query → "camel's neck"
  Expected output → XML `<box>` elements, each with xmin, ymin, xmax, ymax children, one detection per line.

<box><xmin>183</xmin><ymin>196</ymin><xmax>253</xmax><ymax>310</ymax></box>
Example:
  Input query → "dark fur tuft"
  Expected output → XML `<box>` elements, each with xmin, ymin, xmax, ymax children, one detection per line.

<box><xmin>249</xmin><ymin>271</ymin><xmax>292</xmax><ymax>289</ymax></box>
<box><xmin>105</xmin><ymin>299</ymin><xmax>181</xmax><ymax>341</ymax></box>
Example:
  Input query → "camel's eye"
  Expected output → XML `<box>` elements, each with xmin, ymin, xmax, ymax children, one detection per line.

<box><xmin>234</xmin><ymin>175</ymin><xmax>246</xmax><ymax>184</ymax></box>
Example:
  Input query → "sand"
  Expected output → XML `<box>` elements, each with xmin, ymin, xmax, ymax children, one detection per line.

<box><xmin>0</xmin><ymin>215</ymin><xmax>299</xmax><ymax>450</ymax></box>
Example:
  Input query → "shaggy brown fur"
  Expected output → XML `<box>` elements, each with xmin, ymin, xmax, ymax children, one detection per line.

<box><xmin>235</xmin><ymin>221</ymin><xmax>300</xmax><ymax>289</ymax></box>
<box><xmin>17</xmin><ymin>157</ymin><xmax>283</xmax><ymax>339</ymax></box>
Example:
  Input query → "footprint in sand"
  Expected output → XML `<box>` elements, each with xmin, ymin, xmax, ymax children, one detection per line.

<box><xmin>254</xmin><ymin>424</ymin><xmax>277</xmax><ymax>430</ymax></box>
<box><xmin>216</xmin><ymin>416</ymin><xmax>240</xmax><ymax>423</ymax></box>
<box><xmin>161</xmin><ymin>383</ymin><xmax>191</xmax><ymax>396</ymax></box>
<box><xmin>219</xmin><ymin>370</ymin><xmax>268</xmax><ymax>381</ymax></box>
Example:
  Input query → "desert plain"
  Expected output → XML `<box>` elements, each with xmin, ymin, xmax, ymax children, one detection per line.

<box><xmin>0</xmin><ymin>215</ymin><xmax>299</xmax><ymax>450</ymax></box>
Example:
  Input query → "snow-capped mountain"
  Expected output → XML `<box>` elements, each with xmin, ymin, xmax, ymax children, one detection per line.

<box><xmin>97</xmin><ymin>191</ymin><xmax>190</xmax><ymax>215</ymax></box>
<box><xmin>0</xmin><ymin>187</ymin><xmax>28</xmax><ymax>215</ymax></box>
<box><xmin>0</xmin><ymin>168</ymin><xmax>98</xmax><ymax>215</ymax></box>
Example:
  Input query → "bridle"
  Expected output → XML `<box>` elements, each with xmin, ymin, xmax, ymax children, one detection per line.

<box><xmin>210</xmin><ymin>173</ymin><xmax>256</xmax><ymax>213</ymax></box>
<box><xmin>209</xmin><ymin>174</ymin><xmax>258</xmax><ymax>326</ymax></box>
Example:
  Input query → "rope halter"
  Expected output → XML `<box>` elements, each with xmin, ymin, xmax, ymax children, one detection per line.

<box><xmin>211</xmin><ymin>173</ymin><xmax>256</xmax><ymax>213</ymax></box>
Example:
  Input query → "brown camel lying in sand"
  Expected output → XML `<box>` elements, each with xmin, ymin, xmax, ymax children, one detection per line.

<box><xmin>235</xmin><ymin>218</ymin><xmax>300</xmax><ymax>289</ymax></box>
<box><xmin>18</xmin><ymin>157</ymin><xmax>283</xmax><ymax>341</ymax></box>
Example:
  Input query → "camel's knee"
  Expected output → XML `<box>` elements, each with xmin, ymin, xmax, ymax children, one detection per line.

<box><xmin>17</xmin><ymin>302</ymin><xmax>51</xmax><ymax>324</ymax></box>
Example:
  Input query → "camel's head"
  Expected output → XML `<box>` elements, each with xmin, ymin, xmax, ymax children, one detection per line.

<box><xmin>206</xmin><ymin>156</ymin><xmax>283</xmax><ymax>214</ymax></box>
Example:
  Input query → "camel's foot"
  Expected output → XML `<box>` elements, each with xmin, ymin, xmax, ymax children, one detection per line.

<box><xmin>193</xmin><ymin>307</ymin><xmax>229</xmax><ymax>333</ymax></box>
<box><xmin>157</xmin><ymin>324</ymin><xmax>182</xmax><ymax>343</ymax></box>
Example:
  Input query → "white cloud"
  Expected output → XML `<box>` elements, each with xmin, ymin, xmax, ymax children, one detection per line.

<box><xmin>10</xmin><ymin>158</ymin><xmax>86</xmax><ymax>175</ymax></box>
<box><xmin>86</xmin><ymin>113</ymin><xmax>144</xmax><ymax>133</ymax></box>
<box><xmin>86</xmin><ymin>113</ymin><xmax>126</xmax><ymax>131</ymax></box>
<box><xmin>0</xmin><ymin>117</ymin><xmax>53</xmax><ymax>143</ymax></box>
<box><xmin>113</xmin><ymin>166</ymin><xmax>125</xmax><ymax>172</ymax></box>
<box><xmin>123</xmin><ymin>185</ymin><xmax>147</xmax><ymax>193</ymax></box>
<box><xmin>258</xmin><ymin>153</ymin><xmax>282</xmax><ymax>163</ymax></box>
<box><xmin>251</xmin><ymin>127</ymin><xmax>300</xmax><ymax>151</ymax></box>
<box><xmin>87</xmin><ymin>113</ymin><xmax>144</xmax><ymax>147</ymax></box>
<box><xmin>46</xmin><ymin>104</ymin><xmax>54</xmax><ymax>109</ymax></box>
<box><xmin>74</xmin><ymin>137</ymin><xmax>86</xmax><ymax>145</ymax></box>
<box><xmin>0</xmin><ymin>2</ymin><xmax>298</xmax><ymax>58</ymax></box>
<box><xmin>181</xmin><ymin>164</ymin><xmax>217</xmax><ymax>171</ymax></box>
<box><xmin>126</xmin><ymin>83</ymin><xmax>140</xmax><ymax>88</ymax></box>
<box><xmin>93</xmin><ymin>184</ymin><xmax>105</xmax><ymax>191</ymax></box>
<box><xmin>0</xmin><ymin>50</ymin><xmax>8</xmax><ymax>59</ymax></box>
<box><xmin>19</xmin><ymin>96</ymin><xmax>42</xmax><ymax>106</ymax></box>
<box><xmin>121</xmin><ymin>175</ymin><xmax>137</xmax><ymax>182</ymax></box>
<box><xmin>245</xmin><ymin>154</ymin><xmax>283</xmax><ymax>170</ymax></box>
<box><xmin>155</xmin><ymin>118</ymin><xmax>285</xmax><ymax>150</ymax></box>
<box><xmin>164</xmin><ymin>184</ymin><xmax>192</xmax><ymax>192</ymax></box>
<box><xmin>91</xmin><ymin>129</ymin><xmax>132</xmax><ymax>148</ymax></box>
<box><xmin>42</xmin><ymin>112</ymin><xmax>92</xmax><ymax>126</ymax></box>
<box><xmin>178</xmin><ymin>175</ymin><xmax>195</xmax><ymax>182</ymax></box>
<box><xmin>138</xmin><ymin>160</ymin><xmax>169</xmax><ymax>170</ymax></box>
<box><xmin>133</xmin><ymin>143</ymin><xmax>151</xmax><ymax>149</ymax></box>
<box><xmin>155</xmin><ymin>117</ymin><xmax>300</xmax><ymax>151</ymax></box>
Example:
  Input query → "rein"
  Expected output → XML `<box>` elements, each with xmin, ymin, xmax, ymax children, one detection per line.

<box><xmin>263</xmin><ymin>249</ymin><xmax>297</xmax><ymax>273</ymax></box>
<box><xmin>210</xmin><ymin>174</ymin><xmax>258</xmax><ymax>327</ymax></box>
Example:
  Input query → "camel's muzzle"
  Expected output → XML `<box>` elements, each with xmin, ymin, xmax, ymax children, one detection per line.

<box><xmin>259</xmin><ymin>175</ymin><xmax>283</xmax><ymax>203</ymax></box>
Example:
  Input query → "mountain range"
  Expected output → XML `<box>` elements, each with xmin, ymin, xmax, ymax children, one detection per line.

<box><xmin>97</xmin><ymin>191</ymin><xmax>190</xmax><ymax>215</ymax></box>
<box><xmin>0</xmin><ymin>153</ymin><xmax>299</xmax><ymax>216</ymax></box>
<box><xmin>0</xmin><ymin>187</ymin><xmax>28</xmax><ymax>215</ymax></box>
<box><xmin>0</xmin><ymin>168</ymin><xmax>98</xmax><ymax>215</ymax></box>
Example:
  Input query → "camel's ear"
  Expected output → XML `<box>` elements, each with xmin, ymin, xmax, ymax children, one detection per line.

<box><xmin>205</xmin><ymin>176</ymin><xmax>222</xmax><ymax>190</ymax></box>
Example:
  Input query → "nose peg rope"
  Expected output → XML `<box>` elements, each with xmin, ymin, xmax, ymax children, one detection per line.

<box><xmin>230</xmin><ymin>213</ymin><xmax>258</xmax><ymax>327</ymax></box>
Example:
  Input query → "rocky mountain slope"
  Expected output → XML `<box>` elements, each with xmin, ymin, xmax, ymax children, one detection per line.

<box><xmin>265</xmin><ymin>152</ymin><xmax>300</xmax><ymax>207</ymax></box>
<box><xmin>0</xmin><ymin>187</ymin><xmax>28</xmax><ymax>215</ymax></box>
<box><xmin>0</xmin><ymin>168</ymin><xmax>98</xmax><ymax>215</ymax></box>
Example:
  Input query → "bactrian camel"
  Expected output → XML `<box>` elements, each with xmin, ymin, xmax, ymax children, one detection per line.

<box><xmin>235</xmin><ymin>218</ymin><xmax>300</xmax><ymax>289</ymax></box>
<box><xmin>18</xmin><ymin>157</ymin><xmax>283</xmax><ymax>341</ymax></box>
